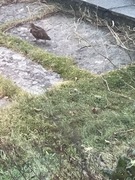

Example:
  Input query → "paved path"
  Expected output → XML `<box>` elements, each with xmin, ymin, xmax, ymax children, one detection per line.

<box><xmin>83</xmin><ymin>0</ymin><xmax>135</xmax><ymax>26</ymax></box>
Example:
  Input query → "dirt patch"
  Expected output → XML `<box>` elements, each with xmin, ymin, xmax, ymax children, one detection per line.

<box><xmin>0</xmin><ymin>1</ymin><xmax>47</xmax><ymax>24</ymax></box>
<box><xmin>9</xmin><ymin>13</ymin><xmax>134</xmax><ymax>74</ymax></box>
<box><xmin>0</xmin><ymin>47</ymin><xmax>62</xmax><ymax>94</ymax></box>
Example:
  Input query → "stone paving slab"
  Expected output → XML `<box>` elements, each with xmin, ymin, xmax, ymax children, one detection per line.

<box><xmin>83</xmin><ymin>0</ymin><xmax>135</xmax><ymax>10</ymax></box>
<box><xmin>83</xmin><ymin>0</ymin><xmax>135</xmax><ymax>20</ymax></box>
<box><xmin>0</xmin><ymin>1</ymin><xmax>46</xmax><ymax>24</ymax></box>
<box><xmin>0</xmin><ymin>47</ymin><xmax>62</xmax><ymax>94</ymax></box>
<box><xmin>111</xmin><ymin>5</ymin><xmax>135</xmax><ymax>19</ymax></box>
<box><xmin>9</xmin><ymin>13</ymin><xmax>133</xmax><ymax>74</ymax></box>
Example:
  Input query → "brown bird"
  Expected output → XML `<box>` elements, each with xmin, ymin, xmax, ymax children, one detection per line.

<box><xmin>30</xmin><ymin>23</ymin><xmax>51</xmax><ymax>42</ymax></box>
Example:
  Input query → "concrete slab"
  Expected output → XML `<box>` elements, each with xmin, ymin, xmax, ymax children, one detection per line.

<box><xmin>0</xmin><ymin>47</ymin><xmax>62</xmax><ymax>94</ymax></box>
<box><xmin>9</xmin><ymin>13</ymin><xmax>134</xmax><ymax>74</ymax></box>
<box><xmin>82</xmin><ymin>0</ymin><xmax>135</xmax><ymax>27</ymax></box>
<box><xmin>0</xmin><ymin>2</ymin><xmax>46</xmax><ymax>24</ymax></box>
<box><xmin>83</xmin><ymin>0</ymin><xmax>135</xmax><ymax>21</ymax></box>
<box><xmin>83</xmin><ymin>0</ymin><xmax>135</xmax><ymax>10</ymax></box>
<box><xmin>111</xmin><ymin>5</ymin><xmax>135</xmax><ymax>19</ymax></box>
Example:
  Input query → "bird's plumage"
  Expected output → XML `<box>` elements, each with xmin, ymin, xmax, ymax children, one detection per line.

<box><xmin>30</xmin><ymin>23</ymin><xmax>51</xmax><ymax>41</ymax></box>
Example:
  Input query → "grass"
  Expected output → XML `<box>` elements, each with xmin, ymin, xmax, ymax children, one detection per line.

<box><xmin>0</xmin><ymin>32</ymin><xmax>91</xmax><ymax>80</ymax></box>
<box><xmin>0</xmin><ymin>1</ymin><xmax>135</xmax><ymax>179</ymax></box>
<box><xmin>0</xmin><ymin>75</ymin><xmax>21</xmax><ymax>98</ymax></box>
<box><xmin>0</xmin><ymin>69</ymin><xmax>135</xmax><ymax>179</ymax></box>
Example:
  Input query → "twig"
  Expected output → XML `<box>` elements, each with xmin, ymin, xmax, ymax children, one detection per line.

<box><xmin>92</xmin><ymin>45</ymin><xmax>117</xmax><ymax>67</ymax></box>
<box><xmin>26</xmin><ymin>5</ymin><xmax>32</xmax><ymax>18</ymax></box>
<box><xmin>102</xmin><ymin>76</ymin><xmax>134</xmax><ymax>101</ymax></box>
<box><xmin>114</xmin><ymin>129</ymin><xmax>134</xmax><ymax>136</ymax></box>
<box><xmin>101</xmin><ymin>76</ymin><xmax>111</xmax><ymax>91</ymax></box>
<box><xmin>106</xmin><ymin>23</ymin><xmax>135</xmax><ymax>52</ymax></box>
<box><xmin>110</xmin><ymin>90</ymin><xmax>133</xmax><ymax>101</ymax></box>
<box><xmin>75</xmin><ymin>29</ymin><xmax>135</xmax><ymax>91</ymax></box>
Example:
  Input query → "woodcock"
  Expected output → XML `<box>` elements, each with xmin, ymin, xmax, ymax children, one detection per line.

<box><xmin>30</xmin><ymin>23</ymin><xmax>51</xmax><ymax>41</ymax></box>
